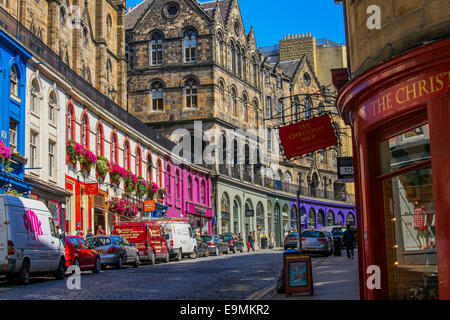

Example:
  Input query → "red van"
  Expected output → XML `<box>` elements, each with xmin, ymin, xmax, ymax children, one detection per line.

<box><xmin>113</xmin><ymin>221</ymin><xmax>169</xmax><ymax>265</ymax></box>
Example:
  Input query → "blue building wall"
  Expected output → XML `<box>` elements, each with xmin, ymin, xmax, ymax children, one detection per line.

<box><xmin>0</xmin><ymin>29</ymin><xmax>33</xmax><ymax>195</ymax></box>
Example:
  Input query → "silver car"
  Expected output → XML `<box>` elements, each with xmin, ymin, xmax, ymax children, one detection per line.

<box><xmin>87</xmin><ymin>235</ymin><xmax>140</xmax><ymax>269</ymax></box>
<box><xmin>301</xmin><ymin>229</ymin><xmax>333</xmax><ymax>256</ymax></box>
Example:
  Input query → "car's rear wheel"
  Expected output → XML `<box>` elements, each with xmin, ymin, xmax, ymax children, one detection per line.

<box><xmin>133</xmin><ymin>254</ymin><xmax>140</xmax><ymax>268</ymax></box>
<box><xmin>165</xmin><ymin>251</ymin><xmax>170</xmax><ymax>263</ymax></box>
<box><xmin>92</xmin><ymin>257</ymin><xmax>101</xmax><ymax>273</ymax></box>
<box><xmin>190</xmin><ymin>248</ymin><xmax>198</xmax><ymax>259</ymax></box>
<box><xmin>176</xmin><ymin>249</ymin><xmax>182</xmax><ymax>261</ymax></box>
<box><xmin>54</xmin><ymin>258</ymin><xmax>66</xmax><ymax>280</ymax></box>
<box><xmin>18</xmin><ymin>260</ymin><xmax>31</xmax><ymax>285</ymax></box>
<box><xmin>116</xmin><ymin>255</ymin><xmax>123</xmax><ymax>269</ymax></box>
<box><xmin>148</xmin><ymin>251</ymin><xmax>155</xmax><ymax>265</ymax></box>
<box><xmin>215</xmin><ymin>247</ymin><xmax>219</xmax><ymax>256</ymax></box>
<box><xmin>204</xmin><ymin>249</ymin><xmax>209</xmax><ymax>257</ymax></box>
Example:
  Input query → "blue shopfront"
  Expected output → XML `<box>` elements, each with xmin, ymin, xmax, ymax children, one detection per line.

<box><xmin>0</xmin><ymin>29</ymin><xmax>33</xmax><ymax>196</ymax></box>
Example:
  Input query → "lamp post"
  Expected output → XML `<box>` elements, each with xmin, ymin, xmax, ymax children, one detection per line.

<box><xmin>296</xmin><ymin>189</ymin><xmax>302</xmax><ymax>253</ymax></box>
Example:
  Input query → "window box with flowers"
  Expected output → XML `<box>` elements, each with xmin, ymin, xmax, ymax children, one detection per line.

<box><xmin>80</xmin><ymin>150</ymin><xmax>97</xmax><ymax>174</ymax></box>
<box><xmin>157</xmin><ymin>188</ymin><xmax>166</xmax><ymax>200</ymax></box>
<box><xmin>96</xmin><ymin>156</ymin><xmax>110</xmax><ymax>183</ymax></box>
<box><xmin>0</xmin><ymin>140</ymin><xmax>13</xmax><ymax>173</ymax></box>
<box><xmin>144</xmin><ymin>181</ymin><xmax>159</xmax><ymax>200</ymax></box>
<box><xmin>107</xmin><ymin>198</ymin><xmax>138</xmax><ymax>219</ymax></box>
<box><xmin>11</xmin><ymin>152</ymin><xmax>27</xmax><ymax>165</ymax></box>
<box><xmin>135</xmin><ymin>177</ymin><xmax>148</xmax><ymax>198</ymax></box>
<box><xmin>66</xmin><ymin>140</ymin><xmax>78</xmax><ymax>166</ymax></box>
<box><xmin>109</xmin><ymin>164</ymin><xmax>127</xmax><ymax>187</ymax></box>
<box><xmin>124</xmin><ymin>171</ymin><xmax>138</xmax><ymax>194</ymax></box>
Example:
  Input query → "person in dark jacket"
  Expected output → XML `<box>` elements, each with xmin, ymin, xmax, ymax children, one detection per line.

<box><xmin>343</xmin><ymin>224</ymin><xmax>355</xmax><ymax>259</ymax></box>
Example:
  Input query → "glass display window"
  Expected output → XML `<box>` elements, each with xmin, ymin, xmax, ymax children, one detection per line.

<box><xmin>379</xmin><ymin>122</ymin><xmax>437</xmax><ymax>300</ymax></box>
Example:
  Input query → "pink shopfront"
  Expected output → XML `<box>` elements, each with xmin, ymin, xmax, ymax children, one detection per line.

<box><xmin>164</xmin><ymin>157</ymin><xmax>213</xmax><ymax>235</ymax></box>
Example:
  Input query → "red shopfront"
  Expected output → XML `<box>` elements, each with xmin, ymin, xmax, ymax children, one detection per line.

<box><xmin>336</xmin><ymin>39</ymin><xmax>450</xmax><ymax>300</ymax></box>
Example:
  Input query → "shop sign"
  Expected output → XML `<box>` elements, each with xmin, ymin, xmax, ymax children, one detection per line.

<box><xmin>363</xmin><ymin>68</ymin><xmax>450</xmax><ymax>122</ymax></box>
<box><xmin>284</xmin><ymin>253</ymin><xmax>313</xmax><ymax>296</ymax></box>
<box><xmin>278</xmin><ymin>114</ymin><xmax>338</xmax><ymax>160</ymax></box>
<box><xmin>85</xmin><ymin>183</ymin><xmax>99</xmax><ymax>195</ymax></box>
<box><xmin>245</xmin><ymin>210</ymin><xmax>254</xmax><ymax>217</ymax></box>
<box><xmin>221</xmin><ymin>212</ymin><xmax>230</xmax><ymax>219</ymax></box>
<box><xmin>337</xmin><ymin>157</ymin><xmax>354</xmax><ymax>183</ymax></box>
<box><xmin>187</xmin><ymin>202</ymin><xmax>213</xmax><ymax>217</ymax></box>
<box><xmin>144</xmin><ymin>200</ymin><xmax>156</xmax><ymax>212</ymax></box>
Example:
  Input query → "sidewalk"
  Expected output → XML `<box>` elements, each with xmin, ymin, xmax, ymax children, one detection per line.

<box><xmin>263</xmin><ymin>250</ymin><xmax>360</xmax><ymax>300</ymax></box>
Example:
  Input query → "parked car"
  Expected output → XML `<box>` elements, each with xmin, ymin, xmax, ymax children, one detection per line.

<box><xmin>87</xmin><ymin>235</ymin><xmax>140</xmax><ymax>269</ymax></box>
<box><xmin>195</xmin><ymin>235</ymin><xmax>210</xmax><ymax>257</ymax></box>
<box><xmin>0</xmin><ymin>195</ymin><xmax>66</xmax><ymax>284</ymax></box>
<box><xmin>64</xmin><ymin>235</ymin><xmax>101</xmax><ymax>273</ymax></box>
<box><xmin>113</xmin><ymin>221</ymin><xmax>170</xmax><ymax>265</ymax></box>
<box><xmin>283</xmin><ymin>232</ymin><xmax>299</xmax><ymax>250</ymax></box>
<box><xmin>201</xmin><ymin>235</ymin><xmax>229</xmax><ymax>256</ymax></box>
<box><xmin>220</xmin><ymin>233</ymin><xmax>244</xmax><ymax>253</ymax></box>
<box><xmin>300</xmin><ymin>229</ymin><xmax>333</xmax><ymax>256</ymax></box>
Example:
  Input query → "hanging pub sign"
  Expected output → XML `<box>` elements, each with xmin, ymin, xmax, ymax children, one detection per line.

<box><xmin>278</xmin><ymin>114</ymin><xmax>338</xmax><ymax>160</ymax></box>
<box><xmin>85</xmin><ymin>182</ymin><xmax>99</xmax><ymax>195</ymax></box>
<box><xmin>337</xmin><ymin>157</ymin><xmax>354</xmax><ymax>183</ymax></box>
<box><xmin>245</xmin><ymin>209</ymin><xmax>254</xmax><ymax>217</ymax></box>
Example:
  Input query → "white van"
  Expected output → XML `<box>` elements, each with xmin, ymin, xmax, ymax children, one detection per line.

<box><xmin>0</xmin><ymin>195</ymin><xmax>66</xmax><ymax>284</ymax></box>
<box><xmin>157</xmin><ymin>220</ymin><xmax>198</xmax><ymax>261</ymax></box>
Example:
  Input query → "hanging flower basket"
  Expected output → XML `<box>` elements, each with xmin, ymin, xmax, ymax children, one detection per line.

<box><xmin>157</xmin><ymin>188</ymin><xmax>166</xmax><ymax>200</ymax></box>
<box><xmin>147</xmin><ymin>182</ymin><xmax>159</xmax><ymax>199</ymax></box>
<box><xmin>136</xmin><ymin>178</ymin><xmax>148</xmax><ymax>198</ymax></box>
<box><xmin>0</xmin><ymin>140</ymin><xmax>12</xmax><ymax>173</ymax></box>
<box><xmin>79</xmin><ymin>150</ymin><xmax>97</xmax><ymax>174</ymax></box>
<box><xmin>66</xmin><ymin>141</ymin><xmax>78</xmax><ymax>165</ymax></box>
<box><xmin>11</xmin><ymin>152</ymin><xmax>28</xmax><ymax>165</ymax></box>
<box><xmin>109</xmin><ymin>164</ymin><xmax>127</xmax><ymax>187</ymax></box>
<box><xmin>107</xmin><ymin>198</ymin><xmax>138</xmax><ymax>218</ymax></box>
<box><xmin>96</xmin><ymin>156</ymin><xmax>110</xmax><ymax>182</ymax></box>
<box><xmin>124</xmin><ymin>171</ymin><xmax>138</xmax><ymax>194</ymax></box>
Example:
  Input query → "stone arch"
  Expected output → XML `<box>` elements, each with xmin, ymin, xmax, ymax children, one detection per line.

<box><xmin>327</xmin><ymin>210</ymin><xmax>335</xmax><ymax>226</ymax></box>
<box><xmin>336</xmin><ymin>211</ymin><xmax>345</xmax><ymax>225</ymax></box>
<box><xmin>308</xmin><ymin>207</ymin><xmax>316</xmax><ymax>229</ymax></box>
<box><xmin>346</xmin><ymin>211</ymin><xmax>355</xmax><ymax>226</ymax></box>
<box><xmin>317</xmin><ymin>209</ymin><xmax>326</xmax><ymax>228</ymax></box>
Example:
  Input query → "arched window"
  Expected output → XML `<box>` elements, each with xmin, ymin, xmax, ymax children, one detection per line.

<box><xmin>187</xmin><ymin>176</ymin><xmax>192</xmax><ymax>201</ymax></box>
<box><xmin>230</xmin><ymin>42</ymin><xmax>236</xmax><ymax>74</ymax></box>
<box><xmin>96</xmin><ymin>121</ymin><xmax>104</xmax><ymax>157</ymax></box>
<box><xmin>111</xmin><ymin>131</ymin><xmax>118</xmax><ymax>164</ymax></box>
<box><xmin>231</xmin><ymin>87</ymin><xmax>237</xmax><ymax>117</ymax></box>
<box><xmin>278</xmin><ymin>99</ymin><xmax>284</xmax><ymax>123</ymax></box>
<box><xmin>106</xmin><ymin>59</ymin><xmax>112</xmax><ymax>83</ymax></box>
<box><xmin>30</xmin><ymin>79</ymin><xmax>40</xmax><ymax>114</ymax></box>
<box><xmin>236</xmin><ymin>44</ymin><xmax>242</xmax><ymax>77</ymax></box>
<box><xmin>48</xmin><ymin>91</ymin><xmax>57</xmax><ymax>124</ymax></box>
<box><xmin>219</xmin><ymin>80</ymin><xmax>225</xmax><ymax>110</ymax></box>
<box><xmin>66</xmin><ymin>103</ymin><xmax>75</xmax><ymax>143</ymax></box>
<box><xmin>185</xmin><ymin>78</ymin><xmax>198</xmax><ymax>108</ymax></box>
<box><xmin>147</xmin><ymin>152</ymin><xmax>153</xmax><ymax>182</ymax></box>
<box><xmin>151</xmin><ymin>32</ymin><xmax>163</xmax><ymax>65</ymax></box>
<box><xmin>151</xmin><ymin>81</ymin><xmax>164</xmax><ymax>111</ymax></box>
<box><xmin>156</xmin><ymin>158</ymin><xmax>163</xmax><ymax>187</ymax></box>
<box><xmin>123</xmin><ymin>139</ymin><xmax>131</xmax><ymax>170</ymax></box>
<box><xmin>294</xmin><ymin>96</ymin><xmax>300</xmax><ymax>122</ymax></box>
<box><xmin>243</xmin><ymin>94</ymin><xmax>249</xmax><ymax>122</ymax></box>
<box><xmin>175</xmin><ymin>170</ymin><xmax>180</xmax><ymax>200</ymax></box>
<box><xmin>136</xmin><ymin>146</ymin><xmax>142</xmax><ymax>177</ymax></box>
<box><xmin>200</xmin><ymin>180</ymin><xmax>206</xmax><ymax>204</ymax></box>
<box><xmin>106</xmin><ymin>14</ymin><xmax>112</xmax><ymax>37</ymax></box>
<box><xmin>241</xmin><ymin>48</ymin><xmax>247</xmax><ymax>80</ymax></box>
<box><xmin>81</xmin><ymin>112</ymin><xmax>89</xmax><ymax>149</ymax></box>
<box><xmin>166</xmin><ymin>165</ymin><xmax>171</xmax><ymax>198</ymax></box>
<box><xmin>83</xmin><ymin>27</ymin><xmax>89</xmax><ymax>45</ymax></box>
<box><xmin>184</xmin><ymin>28</ymin><xmax>197</xmax><ymax>63</ymax></box>
<box><xmin>10</xmin><ymin>64</ymin><xmax>18</xmax><ymax>97</ymax></box>
<box><xmin>253</xmin><ymin>98</ymin><xmax>259</xmax><ymax>129</ymax></box>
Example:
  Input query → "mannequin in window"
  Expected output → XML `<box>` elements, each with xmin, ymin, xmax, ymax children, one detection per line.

<box><xmin>413</xmin><ymin>198</ymin><xmax>427</xmax><ymax>250</ymax></box>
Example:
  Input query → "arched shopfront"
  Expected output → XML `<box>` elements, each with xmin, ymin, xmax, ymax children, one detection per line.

<box><xmin>327</xmin><ymin>210</ymin><xmax>335</xmax><ymax>226</ymax></box>
<box><xmin>233</xmin><ymin>197</ymin><xmax>241</xmax><ymax>234</ymax></box>
<box><xmin>308</xmin><ymin>208</ymin><xmax>316</xmax><ymax>228</ymax></box>
<box><xmin>220</xmin><ymin>192</ymin><xmax>231</xmax><ymax>233</ymax></box>
<box><xmin>290</xmin><ymin>205</ymin><xmax>298</xmax><ymax>231</ymax></box>
<box><xmin>244</xmin><ymin>199</ymin><xmax>254</xmax><ymax>236</ymax></box>
<box><xmin>317</xmin><ymin>209</ymin><xmax>326</xmax><ymax>228</ymax></box>
<box><xmin>282</xmin><ymin>204</ymin><xmax>289</xmax><ymax>235</ymax></box>
<box><xmin>274</xmin><ymin>203</ymin><xmax>281</xmax><ymax>246</ymax></box>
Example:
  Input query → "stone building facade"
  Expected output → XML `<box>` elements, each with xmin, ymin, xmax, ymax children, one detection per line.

<box><xmin>0</xmin><ymin>0</ymin><xmax>127</xmax><ymax>108</ymax></box>
<box><xmin>126</xmin><ymin>0</ymin><xmax>356</xmax><ymax>246</ymax></box>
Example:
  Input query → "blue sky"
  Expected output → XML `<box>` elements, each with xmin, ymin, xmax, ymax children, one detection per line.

<box><xmin>126</xmin><ymin>0</ymin><xmax>346</xmax><ymax>48</ymax></box>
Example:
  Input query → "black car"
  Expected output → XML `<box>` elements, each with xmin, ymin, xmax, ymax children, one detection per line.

<box><xmin>195</xmin><ymin>235</ymin><xmax>210</xmax><ymax>257</ymax></box>
<box><xmin>201</xmin><ymin>235</ymin><xmax>230</xmax><ymax>256</ymax></box>
<box><xmin>219</xmin><ymin>234</ymin><xmax>244</xmax><ymax>253</ymax></box>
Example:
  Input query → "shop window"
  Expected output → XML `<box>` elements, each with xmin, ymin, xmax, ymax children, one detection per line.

<box><xmin>379</xmin><ymin>123</ymin><xmax>437</xmax><ymax>300</ymax></box>
<box><xmin>10</xmin><ymin>64</ymin><xmax>18</xmax><ymax>98</ymax></box>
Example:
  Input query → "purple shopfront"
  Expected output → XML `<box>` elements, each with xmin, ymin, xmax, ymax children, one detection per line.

<box><xmin>186</xmin><ymin>202</ymin><xmax>213</xmax><ymax>235</ymax></box>
<box><xmin>164</xmin><ymin>157</ymin><xmax>213</xmax><ymax>234</ymax></box>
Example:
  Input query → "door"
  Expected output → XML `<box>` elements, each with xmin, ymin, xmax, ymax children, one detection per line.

<box><xmin>78</xmin><ymin>237</ymin><xmax>96</xmax><ymax>267</ymax></box>
<box><xmin>0</xmin><ymin>201</ymin><xmax>7</xmax><ymax>265</ymax></box>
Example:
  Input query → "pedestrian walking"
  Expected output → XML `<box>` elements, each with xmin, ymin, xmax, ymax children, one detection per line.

<box><xmin>247</xmin><ymin>232</ymin><xmax>252</xmax><ymax>252</ymax></box>
<box><xmin>86</xmin><ymin>228</ymin><xmax>94</xmax><ymax>238</ymax></box>
<box><xmin>250</xmin><ymin>231</ymin><xmax>255</xmax><ymax>252</ymax></box>
<box><xmin>269</xmin><ymin>230</ymin><xmax>276</xmax><ymax>249</ymax></box>
<box><xmin>343</xmin><ymin>223</ymin><xmax>355</xmax><ymax>259</ymax></box>
<box><xmin>75</xmin><ymin>222</ymin><xmax>84</xmax><ymax>238</ymax></box>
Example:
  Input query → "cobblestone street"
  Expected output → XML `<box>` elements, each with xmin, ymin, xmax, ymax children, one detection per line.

<box><xmin>0</xmin><ymin>250</ymin><xmax>284</xmax><ymax>300</ymax></box>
